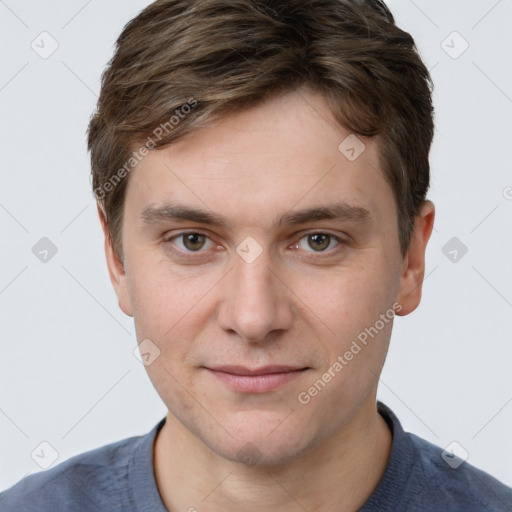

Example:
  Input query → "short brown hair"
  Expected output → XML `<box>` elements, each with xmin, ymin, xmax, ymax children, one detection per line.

<box><xmin>88</xmin><ymin>0</ymin><xmax>434</xmax><ymax>260</ymax></box>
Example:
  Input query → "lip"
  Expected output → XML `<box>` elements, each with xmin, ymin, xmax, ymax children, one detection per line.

<box><xmin>205</xmin><ymin>365</ymin><xmax>309</xmax><ymax>393</ymax></box>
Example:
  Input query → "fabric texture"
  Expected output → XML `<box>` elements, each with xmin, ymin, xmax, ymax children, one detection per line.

<box><xmin>1</xmin><ymin>402</ymin><xmax>511</xmax><ymax>511</ymax></box>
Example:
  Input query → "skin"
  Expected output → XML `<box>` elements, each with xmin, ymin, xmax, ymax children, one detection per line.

<box><xmin>99</xmin><ymin>85</ymin><xmax>435</xmax><ymax>511</ymax></box>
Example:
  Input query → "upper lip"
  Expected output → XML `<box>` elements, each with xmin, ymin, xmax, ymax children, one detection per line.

<box><xmin>207</xmin><ymin>365</ymin><xmax>308</xmax><ymax>376</ymax></box>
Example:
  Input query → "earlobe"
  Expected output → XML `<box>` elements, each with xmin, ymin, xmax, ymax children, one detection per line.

<box><xmin>396</xmin><ymin>201</ymin><xmax>435</xmax><ymax>316</ymax></box>
<box><xmin>97</xmin><ymin>203</ymin><xmax>134</xmax><ymax>317</ymax></box>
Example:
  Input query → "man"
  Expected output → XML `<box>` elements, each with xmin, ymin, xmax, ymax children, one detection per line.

<box><xmin>1</xmin><ymin>0</ymin><xmax>511</xmax><ymax>510</ymax></box>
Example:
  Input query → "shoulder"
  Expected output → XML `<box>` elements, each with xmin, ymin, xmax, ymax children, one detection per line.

<box><xmin>0</xmin><ymin>427</ymin><xmax>157</xmax><ymax>512</ymax></box>
<box><xmin>406</xmin><ymin>433</ymin><xmax>512</xmax><ymax>511</ymax></box>
<box><xmin>366</xmin><ymin>402</ymin><xmax>512</xmax><ymax>512</ymax></box>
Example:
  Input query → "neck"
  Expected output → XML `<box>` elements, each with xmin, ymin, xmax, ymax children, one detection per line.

<box><xmin>154</xmin><ymin>400</ymin><xmax>392</xmax><ymax>512</ymax></box>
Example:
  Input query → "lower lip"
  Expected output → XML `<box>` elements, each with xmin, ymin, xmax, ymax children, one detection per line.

<box><xmin>207</xmin><ymin>369</ymin><xmax>307</xmax><ymax>393</ymax></box>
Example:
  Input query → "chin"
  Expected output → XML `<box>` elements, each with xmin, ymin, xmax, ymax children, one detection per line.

<box><xmin>158</xmin><ymin>382</ymin><xmax>332</xmax><ymax>466</ymax></box>
<box><xmin>204</xmin><ymin>414</ymin><xmax>318</xmax><ymax>468</ymax></box>
<box><xmin>214</xmin><ymin>436</ymin><xmax>310</xmax><ymax>468</ymax></box>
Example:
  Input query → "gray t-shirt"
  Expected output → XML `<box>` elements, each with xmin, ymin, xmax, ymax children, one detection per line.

<box><xmin>1</xmin><ymin>402</ymin><xmax>511</xmax><ymax>511</ymax></box>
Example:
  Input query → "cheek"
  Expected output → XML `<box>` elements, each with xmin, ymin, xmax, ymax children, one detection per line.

<box><xmin>144</xmin><ymin>356</ymin><xmax>206</xmax><ymax>439</ymax></box>
<box><xmin>295</xmin><ymin>251</ymin><xmax>398</xmax><ymax>409</ymax></box>
<box><xmin>126</xmin><ymin>255</ymin><xmax>230</xmax><ymax>381</ymax></box>
<box><xmin>127</xmin><ymin>254</ymin><xmax>206</xmax><ymax>337</ymax></box>
<box><xmin>296</xmin><ymin>255</ymin><xmax>397</xmax><ymax>340</ymax></box>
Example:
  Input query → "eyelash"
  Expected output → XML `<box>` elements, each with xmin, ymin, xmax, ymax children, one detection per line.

<box><xmin>163</xmin><ymin>230</ymin><xmax>346</xmax><ymax>259</ymax></box>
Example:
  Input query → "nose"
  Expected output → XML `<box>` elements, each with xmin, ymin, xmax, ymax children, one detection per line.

<box><xmin>217</xmin><ymin>247</ymin><xmax>294</xmax><ymax>343</ymax></box>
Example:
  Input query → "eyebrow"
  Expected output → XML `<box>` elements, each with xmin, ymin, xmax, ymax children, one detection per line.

<box><xmin>139</xmin><ymin>201</ymin><xmax>371</xmax><ymax>228</ymax></box>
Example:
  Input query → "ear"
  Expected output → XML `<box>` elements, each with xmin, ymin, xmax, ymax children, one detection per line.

<box><xmin>396</xmin><ymin>200</ymin><xmax>435</xmax><ymax>316</ymax></box>
<box><xmin>97</xmin><ymin>203</ymin><xmax>133</xmax><ymax>317</ymax></box>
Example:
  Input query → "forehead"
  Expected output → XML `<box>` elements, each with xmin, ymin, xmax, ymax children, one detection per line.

<box><xmin>124</xmin><ymin>87</ymin><xmax>393</xmax><ymax>229</ymax></box>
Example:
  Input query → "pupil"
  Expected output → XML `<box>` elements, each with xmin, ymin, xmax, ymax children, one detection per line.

<box><xmin>184</xmin><ymin>233</ymin><xmax>205</xmax><ymax>251</ymax></box>
<box><xmin>309</xmin><ymin>233</ymin><xmax>329</xmax><ymax>251</ymax></box>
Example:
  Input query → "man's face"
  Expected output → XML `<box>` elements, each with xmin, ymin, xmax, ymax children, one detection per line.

<box><xmin>111</xmin><ymin>87</ymin><xmax>408</xmax><ymax>464</ymax></box>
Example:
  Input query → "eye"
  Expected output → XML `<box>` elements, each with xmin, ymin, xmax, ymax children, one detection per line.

<box><xmin>164</xmin><ymin>230</ymin><xmax>345</xmax><ymax>259</ymax></box>
<box><xmin>295</xmin><ymin>232</ymin><xmax>342</xmax><ymax>253</ymax></box>
<box><xmin>166</xmin><ymin>232</ymin><xmax>216</xmax><ymax>253</ymax></box>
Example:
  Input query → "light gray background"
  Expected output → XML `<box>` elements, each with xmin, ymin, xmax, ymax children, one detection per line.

<box><xmin>1</xmin><ymin>0</ymin><xmax>511</xmax><ymax>492</ymax></box>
